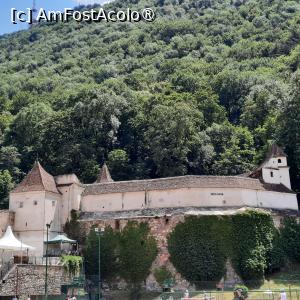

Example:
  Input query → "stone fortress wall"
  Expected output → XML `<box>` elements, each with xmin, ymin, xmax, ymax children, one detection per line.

<box><xmin>78</xmin><ymin>206</ymin><xmax>299</xmax><ymax>290</ymax></box>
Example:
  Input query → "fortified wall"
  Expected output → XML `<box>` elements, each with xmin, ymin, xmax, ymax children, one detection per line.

<box><xmin>7</xmin><ymin>144</ymin><xmax>298</xmax><ymax>257</ymax></box>
<box><xmin>78</xmin><ymin>206</ymin><xmax>299</xmax><ymax>290</ymax></box>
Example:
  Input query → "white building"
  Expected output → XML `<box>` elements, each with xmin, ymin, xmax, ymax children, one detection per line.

<box><xmin>8</xmin><ymin>144</ymin><xmax>298</xmax><ymax>256</ymax></box>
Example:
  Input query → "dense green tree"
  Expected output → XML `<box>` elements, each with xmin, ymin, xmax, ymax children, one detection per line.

<box><xmin>0</xmin><ymin>0</ymin><xmax>300</xmax><ymax>206</ymax></box>
<box><xmin>84</xmin><ymin>225</ymin><xmax>119</xmax><ymax>282</ymax></box>
<box><xmin>119</xmin><ymin>221</ymin><xmax>157</xmax><ymax>299</ymax></box>
<box><xmin>231</xmin><ymin>210</ymin><xmax>275</xmax><ymax>286</ymax></box>
<box><xmin>168</xmin><ymin>216</ymin><xmax>230</xmax><ymax>287</ymax></box>
<box><xmin>7</xmin><ymin>102</ymin><xmax>53</xmax><ymax>149</ymax></box>
<box><xmin>207</xmin><ymin>123</ymin><xmax>255</xmax><ymax>175</ymax></box>
<box><xmin>280</xmin><ymin>217</ymin><xmax>300</xmax><ymax>263</ymax></box>
<box><xmin>0</xmin><ymin>146</ymin><xmax>21</xmax><ymax>180</ymax></box>
<box><xmin>64</xmin><ymin>210</ymin><xmax>85</xmax><ymax>244</ymax></box>
<box><xmin>278</xmin><ymin>72</ymin><xmax>300</xmax><ymax>192</ymax></box>
<box><xmin>107</xmin><ymin>149</ymin><xmax>131</xmax><ymax>180</ymax></box>
<box><xmin>266</xmin><ymin>230</ymin><xmax>286</xmax><ymax>275</ymax></box>
<box><xmin>0</xmin><ymin>170</ymin><xmax>14</xmax><ymax>209</ymax></box>
<box><xmin>144</xmin><ymin>92</ymin><xmax>203</xmax><ymax>177</ymax></box>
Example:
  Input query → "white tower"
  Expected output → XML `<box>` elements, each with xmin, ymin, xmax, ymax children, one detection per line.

<box><xmin>9</xmin><ymin>161</ymin><xmax>61</xmax><ymax>255</ymax></box>
<box><xmin>250</xmin><ymin>144</ymin><xmax>291</xmax><ymax>189</ymax></box>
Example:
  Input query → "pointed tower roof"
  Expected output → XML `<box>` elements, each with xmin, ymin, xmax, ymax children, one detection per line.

<box><xmin>248</xmin><ymin>144</ymin><xmax>287</xmax><ymax>179</ymax></box>
<box><xmin>12</xmin><ymin>161</ymin><xmax>59</xmax><ymax>194</ymax></box>
<box><xmin>266</xmin><ymin>144</ymin><xmax>287</xmax><ymax>158</ymax></box>
<box><xmin>96</xmin><ymin>163</ymin><xmax>114</xmax><ymax>183</ymax></box>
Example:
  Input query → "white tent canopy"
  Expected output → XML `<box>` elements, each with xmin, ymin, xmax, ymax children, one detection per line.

<box><xmin>0</xmin><ymin>226</ymin><xmax>35</xmax><ymax>251</ymax></box>
<box><xmin>46</xmin><ymin>234</ymin><xmax>76</xmax><ymax>244</ymax></box>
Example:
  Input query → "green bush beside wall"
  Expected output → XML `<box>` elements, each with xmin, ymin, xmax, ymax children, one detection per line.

<box><xmin>168</xmin><ymin>209</ymin><xmax>281</xmax><ymax>287</ymax></box>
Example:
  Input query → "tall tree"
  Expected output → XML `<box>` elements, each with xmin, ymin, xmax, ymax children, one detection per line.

<box><xmin>84</xmin><ymin>226</ymin><xmax>119</xmax><ymax>283</ymax></box>
<box><xmin>119</xmin><ymin>221</ymin><xmax>157</xmax><ymax>299</ymax></box>
<box><xmin>278</xmin><ymin>71</ymin><xmax>300</xmax><ymax>192</ymax></box>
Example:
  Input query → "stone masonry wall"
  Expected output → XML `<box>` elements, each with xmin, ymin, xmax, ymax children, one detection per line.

<box><xmin>0</xmin><ymin>265</ymin><xmax>71</xmax><ymax>299</ymax></box>
<box><xmin>79</xmin><ymin>214</ymin><xmax>242</xmax><ymax>291</ymax></box>
<box><xmin>79</xmin><ymin>208</ymin><xmax>294</xmax><ymax>290</ymax></box>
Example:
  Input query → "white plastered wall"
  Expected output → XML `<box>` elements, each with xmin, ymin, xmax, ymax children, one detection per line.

<box><xmin>57</xmin><ymin>183</ymin><xmax>84</xmax><ymax>228</ymax></box>
<box><xmin>81</xmin><ymin>188</ymin><xmax>248</xmax><ymax>212</ymax></box>
<box><xmin>278</xmin><ymin>167</ymin><xmax>291</xmax><ymax>189</ymax></box>
<box><xmin>81</xmin><ymin>186</ymin><xmax>298</xmax><ymax>213</ymax></box>
<box><xmin>9</xmin><ymin>191</ymin><xmax>62</xmax><ymax>256</ymax></box>
<box><xmin>262</xmin><ymin>168</ymin><xmax>281</xmax><ymax>185</ymax></box>
<box><xmin>256</xmin><ymin>191</ymin><xmax>298</xmax><ymax>210</ymax></box>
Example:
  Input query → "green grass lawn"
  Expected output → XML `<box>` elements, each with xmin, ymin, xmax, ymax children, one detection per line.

<box><xmin>102</xmin><ymin>290</ymin><xmax>161</xmax><ymax>300</ymax></box>
<box><xmin>160</xmin><ymin>264</ymin><xmax>300</xmax><ymax>300</ymax></box>
<box><xmin>263</xmin><ymin>264</ymin><xmax>300</xmax><ymax>290</ymax></box>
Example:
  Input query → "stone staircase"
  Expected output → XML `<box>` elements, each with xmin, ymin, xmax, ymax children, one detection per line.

<box><xmin>0</xmin><ymin>258</ymin><xmax>14</xmax><ymax>281</ymax></box>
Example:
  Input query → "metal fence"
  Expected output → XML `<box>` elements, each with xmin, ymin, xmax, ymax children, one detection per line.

<box><xmin>26</xmin><ymin>289</ymin><xmax>300</xmax><ymax>300</ymax></box>
<box><xmin>28</xmin><ymin>256</ymin><xmax>61</xmax><ymax>265</ymax></box>
<box><xmin>159</xmin><ymin>289</ymin><xmax>300</xmax><ymax>300</ymax></box>
<box><xmin>6</xmin><ymin>276</ymin><xmax>300</xmax><ymax>300</ymax></box>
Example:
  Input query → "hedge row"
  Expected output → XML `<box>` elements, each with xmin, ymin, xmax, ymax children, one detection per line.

<box><xmin>168</xmin><ymin>209</ymin><xmax>298</xmax><ymax>287</ymax></box>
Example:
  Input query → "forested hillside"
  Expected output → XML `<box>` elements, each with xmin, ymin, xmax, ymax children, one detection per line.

<box><xmin>0</xmin><ymin>0</ymin><xmax>300</xmax><ymax>207</ymax></box>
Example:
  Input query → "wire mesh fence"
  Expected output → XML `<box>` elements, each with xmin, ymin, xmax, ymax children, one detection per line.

<box><xmin>28</xmin><ymin>288</ymin><xmax>300</xmax><ymax>300</ymax></box>
<box><xmin>159</xmin><ymin>287</ymin><xmax>300</xmax><ymax>300</ymax></box>
<box><xmin>6</xmin><ymin>277</ymin><xmax>300</xmax><ymax>300</ymax></box>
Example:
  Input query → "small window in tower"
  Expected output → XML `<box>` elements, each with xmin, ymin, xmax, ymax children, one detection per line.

<box><xmin>19</xmin><ymin>202</ymin><xmax>23</xmax><ymax>208</ymax></box>
<box><xmin>52</xmin><ymin>201</ymin><xmax>55</xmax><ymax>207</ymax></box>
<box><xmin>34</xmin><ymin>201</ymin><xmax>38</xmax><ymax>206</ymax></box>
<box><xmin>278</xmin><ymin>159</ymin><xmax>282</xmax><ymax>163</ymax></box>
<box><xmin>271</xmin><ymin>171</ymin><xmax>274</xmax><ymax>178</ymax></box>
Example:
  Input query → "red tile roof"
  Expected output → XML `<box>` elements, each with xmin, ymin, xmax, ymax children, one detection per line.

<box><xmin>12</xmin><ymin>161</ymin><xmax>59</xmax><ymax>194</ymax></box>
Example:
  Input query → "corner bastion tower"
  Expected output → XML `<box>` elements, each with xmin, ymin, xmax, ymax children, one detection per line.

<box><xmin>8</xmin><ymin>144</ymin><xmax>298</xmax><ymax>256</ymax></box>
<box><xmin>9</xmin><ymin>162</ymin><xmax>84</xmax><ymax>255</ymax></box>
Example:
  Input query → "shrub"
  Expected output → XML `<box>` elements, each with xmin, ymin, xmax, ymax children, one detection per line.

<box><xmin>231</xmin><ymin>209</ymin><xmax>275</xmax><ymax>286</ymax></box>
<box><xmin>234</xmin><ymin>285</ymin><xmax>249</xmax><ymax>300</ymax></box>
<box><xmin>168</xmin><ymin>209</ymin><xmax>278</xmax><ymax>288</ymax></box>
<box><xmin>168</xmin><ymin>216</ymin><xmax>230</xmax><ymax>287</ymax></box>
<box><xmin>266</xmin><ymin>229</ymin><xmax>286</xmax><ymax>274</ymax></box>
<box><xmin>61</xmin><ymin>255</ymin><xmax>82</xmax><ymax>277</ymax></box>
<box><xmin>119</xmin><ymin>221</ymin><xmax>158</xmax><ymax>299</ymax></box>
<box><xmin>64</xmin><ymin>209</ymin><xmax>85</xmax><ymax>244</ymax></box>
<box><xmin>280</xmin><ymin>216</ymin><xmax>300</xmax><ymax>262</ymax></box>
<box><xmin>154</xmin><ymin>266</ymin><xmax>173</xmax><ymax>287</ymax></box>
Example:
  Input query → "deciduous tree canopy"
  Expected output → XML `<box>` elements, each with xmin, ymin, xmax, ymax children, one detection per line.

<box><xmin>0</xmin><ymin>0</ymin><xmax>300</xmax><ymax>206</ymax></box>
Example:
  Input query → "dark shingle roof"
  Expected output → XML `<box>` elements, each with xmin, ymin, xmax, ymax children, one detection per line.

<box><xmin>12</xmin><ymin>161</ymin><xmax>59</xmax><ymax>194</ymax></box>
<box><xmin>267</xmin><ymin>144</ymin><xmax>287</xmax><ymax>158</ymax></box>
<box><xmin>83</xmin><ymin>175</ymin><xmax>295</xmax><ymax>196</ymax></box>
